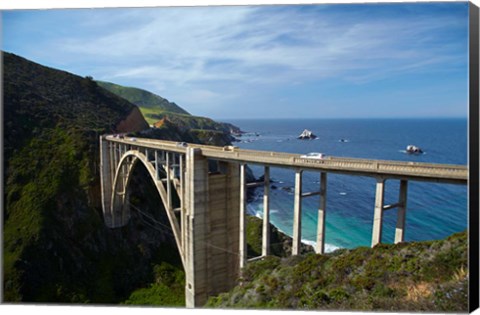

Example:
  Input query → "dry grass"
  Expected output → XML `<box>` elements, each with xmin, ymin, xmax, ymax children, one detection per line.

<box><xmin>406</xmin><ymin>282</ymin><xmax>432</xmax><ymax>302</ymax></box>
<box><xmin>452</xmin><ymin>266</ymin><xmax>467</xmax><ymax>282</ymax></box>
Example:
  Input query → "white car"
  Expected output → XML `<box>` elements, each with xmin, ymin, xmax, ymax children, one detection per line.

<box><xmin>223</xmin><ymin>145</ymin><xmax>238</xmax><ymax>151</ymax></box>
<box><xmin>300</xmin><ymin>152</ymin><xmax>325</xmax><ymax>159</ymax></box>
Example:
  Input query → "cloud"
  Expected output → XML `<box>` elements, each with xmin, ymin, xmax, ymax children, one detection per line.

<box><xmin>60</xmin><ymin>5</ymin><xmax>465</xmax><ymax>88</ymax></box>
<box><xmin>4</xmin><ymin>4</ymin><xmax>468</xmax><ymax>118</ymax></box>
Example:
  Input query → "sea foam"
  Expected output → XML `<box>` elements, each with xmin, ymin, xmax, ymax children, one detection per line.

<box><xmin>301</xmin><ymin>239</ymin><xmax>341</xmax><ymax>253</ymax></box>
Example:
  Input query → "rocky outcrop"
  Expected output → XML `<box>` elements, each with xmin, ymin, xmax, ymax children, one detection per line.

<box><xmin>406</xmin><ymin>145</ymin><xmax>423</xmax><ymax>154</ymax></box>
<box><xmin>245</xmin><ymin>216</ymin><xmax>314</xmax><ymax>258</ymax></box>
<box><xmin>152</xmin><ymin>117</ymin><xmax>169</xmax><ymax>129</ymax></box>
<box><xmin>298</xmin><ymin>129</ymin><xmax>317</xmax><ymax>140</ymax></box>
<box><xmin>116</xmin><ymin>106</ymin><xmax>149</xmax><ymax>133</ymax></box>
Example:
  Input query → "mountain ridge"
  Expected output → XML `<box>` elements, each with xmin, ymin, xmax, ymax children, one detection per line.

<box><xmin>96</xmin><ymin>80</ymin><xmax>243</xmax><ymax>141</ymax></box>
<box><xmin>97</xmin><ymin>81</ymin><xmax>190</xmax><ymax>119</ymax></box>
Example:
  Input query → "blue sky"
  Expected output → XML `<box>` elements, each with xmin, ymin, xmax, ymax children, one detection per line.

<box><xmin>2</xmin><ymin>2</ymin><xmax>470</xmax><ymax>119</ymax></box>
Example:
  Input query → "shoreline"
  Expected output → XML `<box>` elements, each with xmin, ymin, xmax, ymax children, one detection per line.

<box><xmin>246</xmin><ymin>203</ymin><xmax>341</xmax><ymax>254</ymax></box>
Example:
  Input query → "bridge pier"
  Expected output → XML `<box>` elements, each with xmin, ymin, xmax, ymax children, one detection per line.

<box><xmin>184</xmin><ymin>148</ymin><xmax>240</xmax><ymax>308</ymax></box>
<box><xmin>262</xmin><ymin>166</ymin><xmax>271</xmax><ymax>257</ymax></box>
<box><xmin>371</xmin><ymin>178</ymin><xmax>386</xmax><ymax>247</ymax></box>
<box><xmin>100</xmin><ymin>137</ymin><xmax>113</xmax><ymax>227</ymax></box>
<box><xmin>395</xmin><ymin>180</ymin><xmax>408</xmax><ymax>243</ymax></box>
<box><xmin>316</xmin><ymin>172</ymin><xmax>328</xmax><ymax>254</ymax></box>
<box><xmin>239</xmin><ymin>164</ymin><xmax>247</xmax><ymax>269</ymax></box>
<box><xmin>292</xmin><ymin>169</ymin><xmax>303</xmax><ymax>255</ymax></box>
<box><xmin>184</xmin><ymin>148</ymin><xmax>209</xmax><ymax>307</ymax></box>
<box><xmin>371</xmin><ymin>178</ymin><xmax>409</xmax><ymax>247</ymax></box>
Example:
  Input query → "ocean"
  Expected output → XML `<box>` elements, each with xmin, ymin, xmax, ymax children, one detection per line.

<box><xmin>224</xmin><ymin>118</ymin><xmax>468</xmax><ymax>252</ymax></box>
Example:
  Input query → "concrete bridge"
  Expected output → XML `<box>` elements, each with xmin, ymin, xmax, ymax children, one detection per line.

<box><xmin>99</xmin><ymin>135</ymin><xmax>468</xmax><ymax>307</ymax></box>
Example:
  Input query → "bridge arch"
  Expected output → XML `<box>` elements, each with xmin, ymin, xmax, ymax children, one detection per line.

<box><xmin>101</xmin><ymin>138</ymin><xmax>243</xmax><ymax>307</ymax></box>
<box><xmin>109</xmin><ymin>149</ymin><xmax>185</xmax><ymax>267</ymax></box>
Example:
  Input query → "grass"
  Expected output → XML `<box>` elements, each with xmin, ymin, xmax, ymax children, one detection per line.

<box><xmin>123</xmin><ymin>262</ymin><xmax>185</xmax><ymax>306</ymax></box>
<box><xmin>205</xmin><ymin>230</ymin><xmax>468</xmax><ymax>312</ymax></box>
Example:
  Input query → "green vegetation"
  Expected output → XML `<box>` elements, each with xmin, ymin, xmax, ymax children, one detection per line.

<box><xmin>3</xmin><ymin>51</ymin><xmax>139</xmax><ymax>302</ymax></box>
<box><xmin>206</xmin><ymin>231</ymin><xmax>468</xmax><ymax>312</ymax></box>
<box><xmin>97</xmin><ymin>80</ymin><xmax>190</xmax><ymax>120</ymax></box>
<box><xmin>123</xmin><ymin>262</ymin><xmax>185</xmax><ymax>306</ymax></box>
<box><xmin>128</xmin><ymin>116</ymin><xmax>235</xmax><ymax>147</ymax></box>
<box><xmin>97</xmin><ymin>80</ymin><xmax>242</xmax><ymax>141</ymax></box>
<box><xmin>3</xmin><ymin>51</ymin><xmax>179</xmax><ymax>303</ymax></box>
<box><xmin>154</xmin><ymin>113</ymin><xmax>241</xmax><ymax>137</ymax></box>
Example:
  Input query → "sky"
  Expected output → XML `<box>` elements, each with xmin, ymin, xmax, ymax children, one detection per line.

<box><xmin>1</xmin><ymin>1</ymin><xmax>471</xmax><ymax>119</ymax></box>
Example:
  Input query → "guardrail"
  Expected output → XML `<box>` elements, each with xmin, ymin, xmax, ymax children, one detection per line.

<box><xmin>104</xmin><ymin>136</ymin><xmax>468</xmax><ymax>184</ymax></box>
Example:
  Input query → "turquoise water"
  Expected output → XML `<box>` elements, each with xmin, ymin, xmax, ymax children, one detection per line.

<box><xmin>225</xmin><ymin>118</ymin><xmax>468</xmax><ymax>251</ymax></box>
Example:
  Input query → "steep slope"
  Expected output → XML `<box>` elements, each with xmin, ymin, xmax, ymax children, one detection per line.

<box><xmin>96</xmin><ymin>81</ymin><xmax>190</xmax><ymax>121</ymax></box>
<box><xmin>206</xmin><ymin>231</ymin><xmax>468</xmax><ymax>312</ymax></box>
<box><xmin>96</xmin><ymin>80</ymin><xmax>243</xmax><ymax>142</ymax></box>
<box><xmin>148</xmin><ymin>115</ymin><xmax>239</xmax><ymax>146</ymax></box>
<box><xmin>154</xmin><ymin>112</ymin><xmax>241</xmax><ymax>139</ymax></box>
<box><xmin>2</xmin><ymin>52</ymin><xmax>182</xmax><ymax>303</ymax></box>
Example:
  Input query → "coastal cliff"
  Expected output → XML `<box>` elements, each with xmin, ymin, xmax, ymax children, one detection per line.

<box><xmin>97</xmin><ymin>80</ymin><xmax>242</xmax><ymax>146</ymax></box>
<box><xmin>115</xmin><ymin>106</ymin><xmax>149</xmax><ymax>133</ymax></box>
<box><xmin>3</xmin><ymin>52</ymin><xmax>178</xmax><ymax>303</ymax></box>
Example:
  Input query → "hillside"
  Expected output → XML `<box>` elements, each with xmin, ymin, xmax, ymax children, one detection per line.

<box><xmin>206</xmin><ymin>230</ymin><xmax>468</xmax><ymax>312</ymax></box>
<box><xmin>2</xmin><ymin>52</ymin><xmax>183</xmax><ymax>303</ymax></box>
<box><xmin>97</xmin><ymin>81</ymin><xmax>190</xmax><ymax>120</ymax></box>
<box><xmin>96</xmin><ymin>80</ymin><xmax>243</xmax><ymax>143</ymax></box>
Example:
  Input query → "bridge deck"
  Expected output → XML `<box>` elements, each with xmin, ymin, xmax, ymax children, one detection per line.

<box><xmin>102</xmin><ymin>135</ymin><xmax>468</xmax><ymax>306</ymax></box>
<box><xmin>106</xmin><ymin>136</ymin><xmax>467</xmax><ymax>184</ymax></box>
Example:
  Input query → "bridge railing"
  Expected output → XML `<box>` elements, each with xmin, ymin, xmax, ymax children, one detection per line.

<box><xmin>198</xmin><ymin>148</ymin><xmax>467</xmax><ymax>183</ymax></box>
<box><xmin>106</xmin><ymin>136</ymin><xmax>467</xmax><ymax>181</ymax></box>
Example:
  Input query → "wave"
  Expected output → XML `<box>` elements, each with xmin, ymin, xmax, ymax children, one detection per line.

<box><xmin>301</xmin><ymin>239</ymin><xmax>341</xmax><ymax>253</ymax></box>
<box><xmin>249</xmin><ymin>206</ymin><xmax>281</xmax><ymax>217</ymax></box>
<box><xmin>266</xmin><ymin>221</ymin><xmax>342</xmax><ymax>254</ymax></box>
<box><xmin>246</xmin><ymin>204</ymin><xmax>258</xmax><ymax>216</ymax></box>
<box><xmin>249</xmin><ymin>202</ymin><xmax>343</xmax><ymax>253</ymax></box>
<box><xmin>251</xmin><ymin>208</ymin><xmax>280</xmax><ymax>217</ymax></box>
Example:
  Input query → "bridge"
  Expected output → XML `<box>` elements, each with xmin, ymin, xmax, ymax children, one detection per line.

<box><xmin>99</xmin><ymin>135</ymin><xmax>468</xmax><ymax>308</ymax></box>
